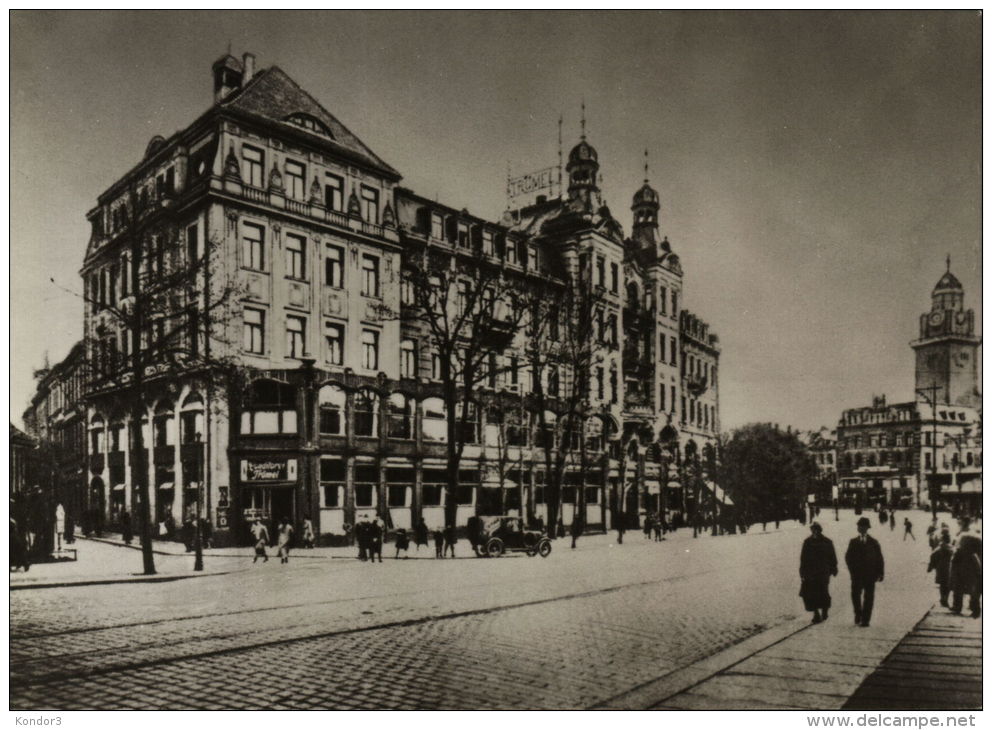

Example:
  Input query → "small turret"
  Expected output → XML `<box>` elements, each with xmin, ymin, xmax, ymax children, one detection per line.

<box><xmin>631</xmin><ymin>149</ymin><xmax>660</xmax><ymax>247</ymax></box>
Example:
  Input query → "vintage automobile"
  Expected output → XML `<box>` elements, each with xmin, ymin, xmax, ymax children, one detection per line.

<box><xmin>467</xmin><ymin>515</ymin><xmax>552</xmax><ymax>558</ymax></box>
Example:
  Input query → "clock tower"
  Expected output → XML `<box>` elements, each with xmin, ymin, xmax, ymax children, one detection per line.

<box><xmin>911</xmin><ymin>258</ymin><xmax>981</xmax><ymax>407</ymax></box>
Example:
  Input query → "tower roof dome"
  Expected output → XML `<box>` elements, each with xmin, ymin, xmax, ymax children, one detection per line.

<box><xmin>567</xmin><ymin>139</ymin><xmax>598</xmax><ymax>168</ymax></box>
<box><xmin>933</xmin><ymin>256</ymin><xmax>964</xmax><ymax>294</ymax></box>
<box><xmin>633</xmin><ymin>181</ymin><xmax>659</xmax><ymax>206</ymax></box>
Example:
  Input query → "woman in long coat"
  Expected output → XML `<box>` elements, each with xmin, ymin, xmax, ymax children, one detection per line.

<box><xmin>800</xmin><ymin>522</ymin><xmax>838</xmax><ymax>624</ymax></box>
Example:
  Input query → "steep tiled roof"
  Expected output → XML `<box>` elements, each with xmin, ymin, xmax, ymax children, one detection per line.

<box><xmin>10</xmin><ymin>423</ymin><xmax>36</xmax><ymax>447</ymax></box>
<box><xmin>221</xmin><ymin>66</ymin><xmax>399</xmax><ymax>178</ymax></box>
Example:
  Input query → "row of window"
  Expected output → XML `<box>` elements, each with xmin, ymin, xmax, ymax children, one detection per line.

<box><xmin>106</xmin><ymin>166</ymin><xmax>177</xmax><ymax>234</ymax></box>
<box><xmin>242</xmin><ymin>307</ymin><xmax>380</xmax><ymax>368</ymax></box>
<box><xmin>682</xmin><ymin>352</ymin><xmax>715</xmax><ymax>384</ymax></box>
<box><xmin>241</xmin><ymin>145</ymin><xmax>380</xmax><ymax>221</ymax></box>
<box><xmin>425</xmin><ymin>212</ymin><xmax>536</xmax><ymax>268</ymax></box>
<box><xmin>89</xmin><ymin>401</ymin><xmax>205</xmax><ymax>454</ymax></box>
<box><xmin>240</xmin><ymin>223</ymin><xmax>381</xmax><ymax>296</ymax></box>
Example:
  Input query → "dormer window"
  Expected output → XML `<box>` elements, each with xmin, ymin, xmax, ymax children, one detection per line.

<box><xmin>285</xmin><ymin>113</ymin><xmax>333</xmax><ymax>138</ymax></box>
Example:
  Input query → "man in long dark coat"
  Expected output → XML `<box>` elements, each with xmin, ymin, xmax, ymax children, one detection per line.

<box><xmin>845</xmin><ymin>516</ymin><xmax>885</xmax><ymax>627</ymax></box>
<box><xmin>800</xmin><ymin>522</ymin><xmax>838</xmax><ymax>623</ymax></box>
<box><xmin>950</xmin><ymin>517</ymin><xmax>982</xmax><ymax>618</ymax></box>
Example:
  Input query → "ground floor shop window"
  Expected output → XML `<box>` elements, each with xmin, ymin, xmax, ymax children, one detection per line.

<box><xmin>585</xmin><ymin>487</ymin><xmax>600</xmax><ymax>504</ymax></box>
<box><xmin>422</xmin><ymin>485</ymin><xmax>442</xmax><ymax>506</ymax></box>
<box><xmin>388</xmin><ymin>485</ymin><xmax>407</xmax><ymax>507</ymax></box>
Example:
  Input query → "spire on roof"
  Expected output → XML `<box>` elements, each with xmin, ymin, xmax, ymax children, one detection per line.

<box><xmin>644</xmin><ymin>148</ymin><xmax>650</xmax><ymax>183</ymax></box>
<box><xmin>580</xmin><ymin>100</ymin><xmax>586</xmax><ymax>141</ymax></box>
<box><xmin>947</xmin><ymin>254</ymin><xmax>951</xmax><ymax>273</ymax></box>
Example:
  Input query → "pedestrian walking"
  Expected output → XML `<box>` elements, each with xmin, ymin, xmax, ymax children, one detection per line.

<box><xmin>432</xmin><ymin>528</ymin><xmax>444</xmax><ymax>558</ymax></box>
<box><xmin>301</xmin><ymin>516</ymin><xmax>315</xmax><ymax>549</ymax></box>
<box><xmin>121</xmin><ymin>510</ymin><xmax>133</xmax><ymax>545</ymax></box>
<box><xmin>55</xmin><ymin>503</ymin><xmax>66</xmax><ymax>550</ymax></box>
<box><xmin>889</xmin><ymin>509</ymin><xmax>896</xmax><ymax>531</ymax></box>
<box><xmin>276</xmin><ymin>517</ymin><xmax>294</xmax><ymax>564</ymax></box>
<box><xmin>800</xmin><ymin>522</ymin><xmax>838</xmax><ymax>624</ymax></box>
<box><xmin>368</xmin><ymin>517</ymin><xmax>383</xmax><ymax>563</ymax></box>
<box><xmin>394</xmin><ymin>528</ymin><xmax>410</xmax><ymax>559</ymax></box>
<box><xmin>201</xmin><ymin>517</ymin><xmax>213</xmax><ymax>548</ymax></box>
<box><xmin>927</xmin><ymin>519</ymin><xmax>939</xmax><ymax>549</ymax></box>
<box><xmin>927</xmin><ymin>532</ymin><xmax>953</xmax><ymax>607</ymax></box>
<box><xmin>879</xmin><ymin>507</ymin><xmax>888</xmax><ymax>526</ymax></box>
<box><xmin>356</xmin><ymin>515</ymin><xmax>370</xmax><ymax>561</ymax></box>
<box><xmin>949</xmin><ymin>517</ymin><xmax>982</xmax><ymax>618</ymax></box>
<box><xmin>443</xmin><ymin>524</ymin><xmax>457</xmax><ymax>558</ymax></box>
<box><xmin>250</xmin><ymin>518</ymin><xmax>269</xmax><ymax>563</ymax></box>
<box><xmin>182</xmin><ymin>515</ymin><xmax>195</xmax><ymax>552</ymax></box>
<box><xmin>653</xmin><ymin>514</ymin><xmax>663</xmax><ymax>541</ymax></box>
<box><xmin>414</xmin><ymin>518</ymin><xmax>429</xmax><ymax>552</ymax></box>
<box><xmin>643</xmin><ymin>513</ymin><xmax>653</xmax><ymax>540</ymax></box>
<box><xmin>903</xmin><ymin>517</ymin><xmax>915</xmax><ymax>541</ymax></box>
<box><xmin>9</xmin><ymin>516</ymin><xmax>30</xmax><ymax>572</ymax></box>
<box><xmin>845</xmin><ymin>516</ymin><xmax>885</xmax><ymax>627</ymax></box>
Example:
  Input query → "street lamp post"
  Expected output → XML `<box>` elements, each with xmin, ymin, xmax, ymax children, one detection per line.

<box><xmin>916</xmin><ymin>384</ymin><xmax>940</xmax><ymax>519</ymax></box>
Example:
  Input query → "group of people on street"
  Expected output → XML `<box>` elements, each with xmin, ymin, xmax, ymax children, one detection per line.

<box><xmin>800</xmin><ymin>517</ymin><xmax>884</xmax><ymax>626</ymax></box>
<box><xmin>800</xmin><ymin>511</ymin><xmax>982</xmax><ymax>627</ymax></box>
<box><xmin>250</xmin><ymin>515</ymin><xmax>314</xmax><ymax>564</ymax></box>
<box><xmin>927</xmin><ymin>516</ymin><xmax>982</xmax><ymax>618</ymax></box>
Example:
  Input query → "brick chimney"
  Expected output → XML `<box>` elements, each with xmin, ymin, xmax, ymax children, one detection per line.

<box><xmin>242</xmin><ymin>53</ymin><xmax>256</xmax><ymax>83</ymax></box>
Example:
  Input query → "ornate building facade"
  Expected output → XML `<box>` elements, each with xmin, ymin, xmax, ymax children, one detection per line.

<box><xmin>836</xmin><ymin>263</ymin><xmax>981</xmax><ymax>511</ymax></box>
<box><xmin>78</xmin><ymin>53</ymin><xmax>723</xmax><ymax>545</ymax></box>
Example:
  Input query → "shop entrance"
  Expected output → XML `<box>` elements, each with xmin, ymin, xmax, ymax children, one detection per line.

<box><xmin>241</xmin><ymin>486</ymin><xmax>296</xmax><ymax>544</ymax></box>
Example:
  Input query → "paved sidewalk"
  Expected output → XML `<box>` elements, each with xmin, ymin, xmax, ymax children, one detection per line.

<box><xmin>845</xmin><ymin>607</ymin><xmax>982</xmax><ymax>710</ymax></box>
<box><xmin>9</xmin><ymin>537</ymin><xmax>245</xmax><ymax>590</ymax></box>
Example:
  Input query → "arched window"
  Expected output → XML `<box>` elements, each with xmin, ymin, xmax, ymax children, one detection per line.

<box><xmin>388</xmin><ymin>392</ymin><xmax>413</xmax><ymax>439</ymax></box>
<box><xmin>536</xmin><ymin>411</ymin><xmax>557</xmax><ymax>449</ymax></box>
<box><xmin>180</xmin><ymin>393</ymin><xmax>204</xmax><ymax>444</ymax></box>
<box><xmin>354</xmin><ymin>389</ymin><xmax>379</xmax><ymax>438</ymax></box>
<box><xmin>458</xmin><ymin>401</ymin><xmax>479</xmax><ymax>444</ymax></box>
<box><xmin>318</xmin><ymin>384</ymin><xmax>346</xmax><ymax>436</ymax></box>
<box><xmin>422</xmin><ymin>397</ymin><xmax>447</xmax><ymax>442</ymax></box>
<box><xmin>89</xmin><ymin>415</ymin><xmax>106</xmax><ymax>455</ymax></box>
<box><xmin>585</xmin><ymin>418</ymin><xmax>603</xmax><ymax>453</ymax></box>
<box><xmin>626</xmin><ymin>281</ymin><xmax>639</xmax><ymax>308</ymax></box>
<box><xmin>241</xmin><ymin>380</ymin><xmax>297</xmax><ymax>435</ymax></box>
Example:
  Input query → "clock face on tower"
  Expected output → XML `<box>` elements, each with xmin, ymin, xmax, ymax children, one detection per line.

<box><xmin>929</xmin><ymin>311</ymin><xmax>944</xmax><ymax>328</ymax></box>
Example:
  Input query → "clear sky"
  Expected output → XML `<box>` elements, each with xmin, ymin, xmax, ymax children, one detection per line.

<box><xmin>10</xmin><ymin>10</ymin><xmax>981</xmax><ymax>432</ymax></box>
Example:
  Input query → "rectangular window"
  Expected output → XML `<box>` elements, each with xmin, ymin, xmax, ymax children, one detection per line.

<box><xmin>361</xmin><ymin>254</ymin><xmax>380</xmax><ymax>297</ymax></box>
<box><xmin>120</xmin><ymin>255</ymin><xmax>129</xmax><ymax>297</ymax></box>
<box><xmin>243</xmin><ymin>308</ymin><xmax>264</xmax><ymax>354</ymax></box>
<box><xmin>671</xmin><ymin>290</ymin><xmax>678</xmax><ymax>318</ymax></box>
<box><xmin>324</xmin><ymin>173</ymin><xmax>344</xmax><ymax>211</ymax></box>
<box><xmin>401</xmin><ymin>339</ymin><xmax>417</xmax><ymax>378</ymax></box>
<box><xmin>285</xmin><ymin>160</ymin><xmax>305</xmax><ymax>200</ymax></box>
<box><xmin>431</xmin><ymin>213</ymin><xmax>444</xmax><ymax>240</ymax></box>
<box><xmin>242</xmin><ymin>145</ymin><xmax>264</xmax><ymax>188</ymax></box>
<box><xmin>401</xmin><ymin>277</ymin><xmax>414</xmax><ymax>306</ymax></box>
<box><xmin>325</xmin><ymin>245</ymin><xmax>344</xmax><ymax>288</ymax></box>
<box><xmin>660</xmin><ymin>384</ymin><xmax>666</xmax><ymax>411</ymax></box>
<box><xmin>610</xmin><ymin>262</ymin><xmax>619</xmax><ymax>293</ymax></box>
<box><xmin>360</xmin><ymin>185</ymin><xmax>379</xmax><ymax>223</ymax></box>
<box><xmin>186</xmin><ymin>224</ymin><xmax>198</xmax><ymax>265</ymax></box>
<box><xmin>324</xmin><ymin>322</ymin><xmax>344</xmax><ymax>365</ymax></box>
<box><xmin>659</xmin><ymin>335</ymin><xmax>666</xmax><ymax>362</ymax></box>
<box><xmin>285</xmin><ymin>234</ymin><xmax>306</xmax><ymax>280</ymax></box>
<box><xmin>596</xmin><ymin>256</ymin><xmax>606</xmax><ymax>287</ymax></box>
<box><xmin>660</xmin><ymin>286</ymin><xmax>667</xmax><ymax>315</ymax></box>
<box><xmin>506</xmin><ymin>239</ymin><xmax>518</xmax><ymax>265</ymax></box>
<box><xmin>597</xmin><ymin>366</ymin><xmax>605</xmax><ymax>401</ymax></box>
<box><xmin>670</xmin><ymin>337</ymin><xmax>677</xmax><ymax>366</ymax></box>
<box><xmin>457</xmin><ymin>222</ymin><xmax>470</xmax><ymax>248</ymax></box>
<box><xmin>670</xmin><ymin>385</ymin><xmax>676</xmax><ymax>412</ymax></box>
<box><xmin>286</xmin><ymin>315</ymin><xmax>306</xmax><ymax>358</ymax></box>
<box><xmin>241</xmin><ymin>223</ymin><xmax>264</xmax><ymax>271</ymax></box>
<box><xmin>482</xmin><ymin>230</ymin><xmax>494</xmax><ymax>255</ymax></box>
<box><xmin>362</xmin><ymin>329</ymin><xmax>379</xmax><ymax>371</ymax></box>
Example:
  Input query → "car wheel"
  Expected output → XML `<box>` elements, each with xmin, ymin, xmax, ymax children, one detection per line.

<box><xmin>538</xmin><ymin>540</ymin><xmax>552</xmax><ymax>558</ymax></box>
<box><xmin>486</xmin><ymin>538</ymin><xmax>504</xmax><ymax>558</ymax></box>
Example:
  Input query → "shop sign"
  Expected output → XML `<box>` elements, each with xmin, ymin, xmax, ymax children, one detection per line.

<box><xmin>241</xmin><ymin>458</ymin><xmax>298</xmax><ymax>482</ymax></box>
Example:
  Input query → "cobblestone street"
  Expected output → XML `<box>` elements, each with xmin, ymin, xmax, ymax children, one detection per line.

<box><xmin>10</xmin><ymin>512</ymin><xmax>940</xmax><ymax>710</ymax></box>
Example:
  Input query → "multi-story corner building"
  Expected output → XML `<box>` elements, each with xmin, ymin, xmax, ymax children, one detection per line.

<box><xmin>80</xmin><ymin>53</ymin><xmax>723</xmax><ymax>545</ymax></box>
<box><xmin>20</xmin><ymin>342</ymin><xmax>88</xmax><ymax>527</ymax></box>
<box><xmin>835</xmin><ymin>264</ymin><xmax>981</xmax><ymax>512</ymax></box>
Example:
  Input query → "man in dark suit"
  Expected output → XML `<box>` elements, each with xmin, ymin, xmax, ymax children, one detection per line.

<box><xmin>845</xmin><ymin>516</ymin><xmax>885</xmax><ymax>627</ymax></box>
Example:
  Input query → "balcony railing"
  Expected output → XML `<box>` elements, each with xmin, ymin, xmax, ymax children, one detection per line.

<box><xmin>242</xmin><ymin>185</ymin><xmax>268</xmax><ymax>204</ymax></box>
<box><xmin>285</xmin><ymin>198</ymin><xmax>309</xmax><ymax>216</ymax></box>
<box><xmin>685</xmin><ymin>373</ymin><xmax>708</xmax><ymax>396</ymax></box>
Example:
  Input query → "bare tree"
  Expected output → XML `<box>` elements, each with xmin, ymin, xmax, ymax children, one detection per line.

<box><xmin>84</xmin><ymin>188</ymin><xmax>238</xmax><ymax>574</ymax></box>
<box><xmin>525</xmin><ymin>275</ymin><xmax>606</xmax><ymax>541</ymax></box>
<box><xmin>398</xmin><ymin>243</ymin><xmax>539</xmax><ymax>528</ymax></box>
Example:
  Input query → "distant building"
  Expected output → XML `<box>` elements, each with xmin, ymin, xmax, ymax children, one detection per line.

<box><xmin>804</xmin><ymin>427</ymin><xmax>837</xmax><ymax>499</ymax></box>
<box><xmin>835</xmin><ymin>263</ymin><xmax>981</xmax><ymax>512</ymax></box>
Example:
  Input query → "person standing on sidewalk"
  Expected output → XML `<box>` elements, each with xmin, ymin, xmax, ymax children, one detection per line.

<box><xmin>251</xmin><ymin>517</ymin><xmax>269</xmax><ymax>563</ymax></box>
<box><xmin>276</xmin><ymin>517</ymin><xmax>294</xmax><ymax>564</ymax></box>
<box><xmin>949</xmin><ymin>517</ymin><xmax>982</xmax><ymax>618</ymax></box>
<box><xmin>889</xmin><ymin>508</ymin><xmax>896</xmax><ymax>531</ymax></box>
<box><xmin>443</xmin><ymin>523</ymin><xmax>457</xmax><ymax>558</ymax></box>
<box><xmin>927</xmin><ymin>532</ymin><xmax>953</xmax><ymax>607</ymax></box>
<box><xmin>903</xmin><ymin>517</ymin><xmax>916</xmax><ymax>541</ymax></box>
<box><xmin>121</xmin><ymin>510</ymin><xmax>133</xmax><ymax>545</ymax></box>
<box><xmin>800</xmin><ymin>522</ymin><xmax>838</xmax><ymax>624</ymax></box>
<box><xmin>845</xmin><ymin>516</ymin><xmax>885</xmax><ymax>627</ymax></box>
